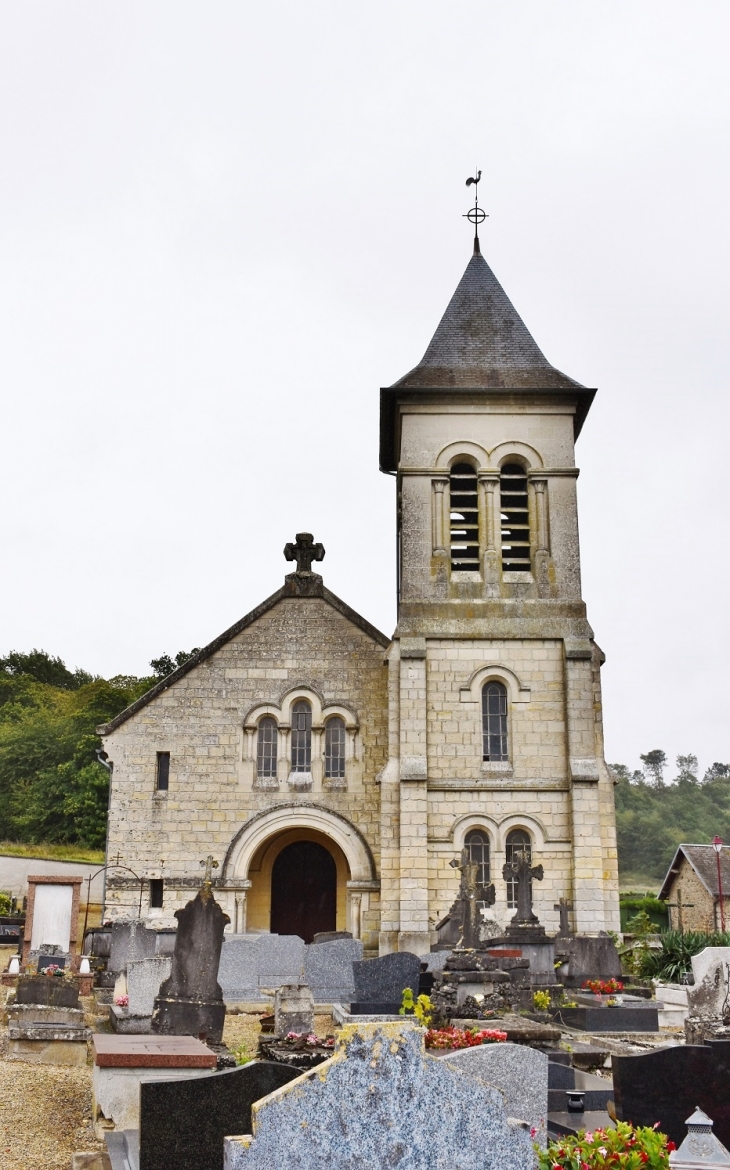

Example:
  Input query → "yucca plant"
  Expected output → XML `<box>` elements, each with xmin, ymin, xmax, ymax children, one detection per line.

<box><xmin>638</xmin><ymin>930</ymin><xmax>730</xmax><ymax>982</ymax></box>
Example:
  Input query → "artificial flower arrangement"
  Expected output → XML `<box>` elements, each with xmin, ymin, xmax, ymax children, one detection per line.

<box><xmin>114</xmin><ymin>994</ymin><xmax>129</xmax><ymax>1007</ymax></box>
<box><xmin>424</xmin><ymin>1026</ymin><xmax>507</xmax><ymax>1050</ymax></box>
<box><xmin>582</xmin><ymin>978</ymin><xmax>624</xmax><ymax>996</ymax></box>
<box><xmin>535</xmin><ymin>1120</ymin><xmax>675</xmax><ymax>1169</ymax></box>
<box><xmin>285</xmin><ymin>1032</ymin><xmax>335</xmax><ymax>1048</ymax></box>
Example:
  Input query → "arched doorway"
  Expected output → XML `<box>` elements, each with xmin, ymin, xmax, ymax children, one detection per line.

<box><xmin>270</xmin><ymin>840</ymin><xmax>337</xmax><ymax>943</ymax></box>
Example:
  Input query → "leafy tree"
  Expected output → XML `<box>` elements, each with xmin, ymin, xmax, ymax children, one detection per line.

<box><xmin>640</xmin><ymin>749</ymin><xmax>667</xmax><ymax>787</ymax></box>
<box><xmin>0</xmin><ymin>654</ymin><xmax>156</xmax><ymax>847</ymax></box>
<box><xmin>149</xmin><ymin>649</ymin><xmax>200</xmax><ymax>679</ymax></box>
<box><xmin>614</xmin><ymin>749</ymin><xmax>730</xmax><ymax>879</ymax></box>
<box><xmin>0</xmin><ymin>649</ymin><xmax>92</xmax><ymax>690</ymax></box>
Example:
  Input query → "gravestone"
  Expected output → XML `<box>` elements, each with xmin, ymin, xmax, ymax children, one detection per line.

<box><xmin>312</xmin><ymin>931</ymin><xmax>352</xmax><ymax>943</ymax></box>
<box><xmin>274</xmin><ymin>984</ymin><xmax>314</xmax><ymax>1038</ymax></box>
<box><xmin>128</xmin><ymin>956</ymin><xmax>173</xmax><ymax>1018</ymax></box>
<box><xmin>613</xmin><ymin>1040</ymin><xmax>730</xmax><ymax>1150</ymax></box>
<box><xmin>687</xmin><ymin>948</ymin><xmax>730</xmax><ymax>1022</ymax></box>
<box><xmin>304</xmin><ymin>937</ymin><xmax>362</xmax><ymax>1001</ymax></box>
<box><xmin>136</xmin><ymin>1062</ymin><xmax>300</xmax><ymax>1170</ymax></box>
<box><xmin>16</xmin><ymin>975</ymin><xmax>79</xmax><ymax>1008</ymax></box>
<box><xmin>556</xmin><ymin>935</ymin><xmax>622</xmax><ymax>988</ymax></box>
<box><xmin>108</xmin><ymin>919</ymin><xmax>158</xmax><ymax>974</ymax></box>
<box><xmin>152</xmin><ymin>862</ymin><xmax>230</xmax><ymax>1045</ymax></box>
<box><xmin>218</xmin><ymin>935</ymin><xmax>306</xmax><ymax>1002</ymax></box>
<box><xmin>351</xmin><ymin>951</ymin><xmax>420</xmax><ymax>1013</ymax></box>
<box><xmin>438</xmin><ymin>1041</ymin><xmax>549</xmax><ymax>1146</ymax></box>
<box><xmin>223</xmin><ymin>1022</ymin><xmax>535</xmax><ymax>1169</ymax></box>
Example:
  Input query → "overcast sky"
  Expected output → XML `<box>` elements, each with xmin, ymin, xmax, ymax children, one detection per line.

<box><xmin>1</xmin><ymin>3</ymin><xmax>728</xmax><ymax>777</ymax></box>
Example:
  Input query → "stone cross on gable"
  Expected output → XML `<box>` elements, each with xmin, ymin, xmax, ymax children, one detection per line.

<box><xmin>503</xmin><ymin>852</ymin><xmax>544</xmax><ymax>927</ymax></box>
<box><xmin>284</xmin><ymin>533</ymin><xmax>325</xmax><ymax>574</ymax></box>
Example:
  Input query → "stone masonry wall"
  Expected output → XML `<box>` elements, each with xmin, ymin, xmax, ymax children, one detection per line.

<box><xmin>103</xmin><ymin>595</ymin><xmax>388</xmax><ymax>946</ymax></box>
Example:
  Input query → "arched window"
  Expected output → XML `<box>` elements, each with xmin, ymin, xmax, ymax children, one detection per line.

<box><xmin>256</xmin><ymin>717</ymin><xmax>278</xmax><ymax>779</ymax></box>
<box><xmin>482</xmin><ymin>681</ymin><xmax>508</xmax><ymax>762</ymax></box>
<box><xmin>290</xmin><ymin>701</ymin><xmax>312</xmax><ymax>772</ymax></box>
<box><xmin>324</xmin><ymin>716</ymin><xmax>346</xmax><ymax>780</ymax></box>
<box><xmin>500</xmin><ymin>462</ymin><xmax>531</xmax><ymax>572</ymax></box>
<box><xmin>505</xmin><ymin>829</ymin><xmax>532</xmax><ymax>908</ymax></box>
<box><xmin>465</xmin><ymin>829</ymin><xmax>490</xmax><ymax>886</ymax></box>
<box><xmin>450</xmin><ymin>462</ymin><xmax>479</xmax><ymax>571</ymax></box>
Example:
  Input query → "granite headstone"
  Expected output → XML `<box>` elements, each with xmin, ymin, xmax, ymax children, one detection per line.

<box><xmin>108</xmin><ymin>919</ymin><xmax>158</xmax><ymax>974</ymax></box>
<box><xmin>139</xmin><ymin>1061</ymin><xmax>299</xmax><ymax>1170</ymax></box>
<box><xmin>128</xmin><ymin>956</ymin><xmax>173</xmax><ymax>1017</ymax></box>
<box><xmin>351</xmin><ymin>951</ymin><xmax>421</xmax><ymax>1012</ymax></box>
<box><xmin>218</xmin><ymin>935</ymin><xmax>306</xmax><ymax>1002</ymax></box>
<box><xmin>304</xmin><ymin>938</ymin><xmax>362</xmax><ymax>1002</ymax></box>
<box><xmin>274</xmin><ymin>984</ymin><xmax>315</xmax><ymax>1039</ymax></box>
<box><xmin>438</xmin><ymin>1041</ymin><xmax>549</xmax><ymax>1146</ymax></box>
<box><xmin>223</xmin><ymin>1022</ymin><xmax>535</xmax><ymax>1169</ymax></box>
<box><xmin>613</xmin><ymin>1039</ymin><xmax>730</xmax><ymax>1149</ymax></box>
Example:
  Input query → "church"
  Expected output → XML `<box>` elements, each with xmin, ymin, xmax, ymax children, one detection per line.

<box><xmin>100</xmin><ymin>223</ymin><xmax>621</xmax><ymax>954</ymax></box>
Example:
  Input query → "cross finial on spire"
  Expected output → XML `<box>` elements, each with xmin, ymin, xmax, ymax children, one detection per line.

<box><xmin>284</xmin><ymin>533</ymin><xmax>325</xmax><ymax>574</ymax></box>
<box><xmin>463</xmin><ymin>169</ymin><xmax>487</xmax><ymax>254</ymax></box>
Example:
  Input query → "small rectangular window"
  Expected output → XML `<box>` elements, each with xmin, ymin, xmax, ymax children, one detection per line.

<box><xmin>156</xmin><ymin>751</ymin><xmax>170</xmax><ymax>791</ymax></box>
<box><xmin>149</xmin><ymin>878</ymin><xmax>164</xmax><ymax>908</ymax></box>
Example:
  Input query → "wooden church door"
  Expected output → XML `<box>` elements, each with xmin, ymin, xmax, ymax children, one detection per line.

<box><xmin>270</xmin><ymin>840</ymin><xmax>337</xmax><ymax>943</ymax></box>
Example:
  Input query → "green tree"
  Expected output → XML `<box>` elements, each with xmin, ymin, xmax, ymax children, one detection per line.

<box><xmin>149</xmin><ymin>649</ymin><xmax>200</xmax><ymax>679</ymax></box>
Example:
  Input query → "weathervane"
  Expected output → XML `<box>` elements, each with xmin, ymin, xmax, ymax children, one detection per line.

<box><xmin>463</xmin><ymin>169</ymin><xmax>487</xmax><ymax>253</ymax></box>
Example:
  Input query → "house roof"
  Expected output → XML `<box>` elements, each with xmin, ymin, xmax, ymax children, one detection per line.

<box><xmin>658</xmin><ymin>843</ymin><xmax>730</xmax><ymax>901</ymax></box>
<box><xmin>379</xmin><ymin>244</ymin><xmax>596</xmax><ymax>471</ymax></box>
<box><xmin>98</xmin><ymin>572</ymin><xmax>390</xmax><ymax>736</ymax></box>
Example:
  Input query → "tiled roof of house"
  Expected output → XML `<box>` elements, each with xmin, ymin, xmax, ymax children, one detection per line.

<box><xmin>659</xmin><ymin>843</ymin><xmax>730</xmax><ymax>901</ymax></box>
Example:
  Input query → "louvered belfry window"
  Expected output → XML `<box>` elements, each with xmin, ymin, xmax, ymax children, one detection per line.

<box><xmin>482</xmin><ymin>681</ymin><xmax>508</xmax><ymax>761</ymax></box>
<box><xmin>500</xmin><ymin>462</ymin><xmax>531</xmax><ymax>571</ymax></box>
<box><xmin>324</xmin><ymin>717</ymin><xmax>346</xmax><ymax>779</ymax></box>
<box><xmin>291</xmin><ymin>701</ymin><xmax>312</xmax><ymax>772</ymax></box>
<box><xmin>256</xmin><ymin>717</ymin><xmax>278</xmax><ymax>778</ymax></box>
<box><xmin>450</xmin><ymin>462</ymin><xmax>479</xmax><ymax>571</ymax></box>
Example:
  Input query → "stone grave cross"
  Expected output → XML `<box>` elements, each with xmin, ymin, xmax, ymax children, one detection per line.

<box><xmin>449</xmin><ymin>848</ymin><xmax>496</xmax><ymax>948</ymax></box>
<box><xmin>503</xmin><ymin>852</ymin><xmax>544</xmax><ymax>926</ymax></box>
<box><xmin>284</xmin><ymin>533</ymin><xmax>325</xmax><ymax>573</ymax></box>
<box><xmin>199</xmin><ymin>855</ymin><xmax>219</xmax><ymax>902</ymax></box>
<box><xmin>554</xmin><ymin>897</ymin><xmax>573</xmax><ymax>936</ymax></box>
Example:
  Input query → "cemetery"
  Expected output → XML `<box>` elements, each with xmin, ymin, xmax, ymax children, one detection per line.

<box><xmin>2</xmin><ymin>850</ymin><xmax>730</xmax><ymax>1168</ymax></box>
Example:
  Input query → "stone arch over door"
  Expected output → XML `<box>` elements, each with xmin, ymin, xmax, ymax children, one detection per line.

<box><xmin>223</xmin><ymin>804</ymin><xmax>377</xmax><ymax>939</ymax></box>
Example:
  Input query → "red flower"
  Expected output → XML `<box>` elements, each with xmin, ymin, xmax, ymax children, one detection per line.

<box><xmin>667</xmin><ymin>1141</ymin><xmax>676</xmax><ymax>1151</ymax></box>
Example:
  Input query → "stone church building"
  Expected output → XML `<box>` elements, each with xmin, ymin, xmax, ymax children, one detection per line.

<box><xmin>100</xmin><ymin>235</ymin><xmax>620</xmax><ymax>954</ymax></box>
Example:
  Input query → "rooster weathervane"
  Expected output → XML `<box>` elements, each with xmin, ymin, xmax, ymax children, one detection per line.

<box><xmin>463</xmin><ymin>169</ymin><xmax>487</xmax><ymax>251</ymax></box>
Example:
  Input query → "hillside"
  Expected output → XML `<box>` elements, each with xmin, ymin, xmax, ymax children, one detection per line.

<box><xmin>612</xmin><ymin>752</ymin><xmax>730</xmax><ymax>881</ymax></box>
<box><xmin>0</xmin><ymin>648</ymin><xmax>195</xmax><ymax>849</ymax></box>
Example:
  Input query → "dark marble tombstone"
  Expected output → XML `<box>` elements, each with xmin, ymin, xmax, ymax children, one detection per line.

<box><xmin>138</xmin><ymin>1061</ymin><xmax>299</xmax><ymax>1170</ymax></box>
<box><xmin>16</xmin><ymin>975</ymin><xmax>79</xmax><ymax>1008</ymax></box>
<box><xmin>351</xmin><ymin>951</ymin><xmax>421</xmax><ymax>1013</ymax></box>
<box><xmin>151</xmin><ymin>868</ymin><xmax>230</xmax><ymax>1045</ymax></box>
<box><xmin>613</xmin><ymin>1040</ymin><xmax>730</xmax><ymax>1150</ymax></box>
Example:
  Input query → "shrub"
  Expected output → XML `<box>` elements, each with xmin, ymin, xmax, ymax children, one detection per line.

<box><xmin>399</xmin><ymin>988</ymin><xmax>433</xmax><ymax>1026</ymax></box>
<box><xmin>536</xmin><ymin>1120</ymin><xmax>675</xmax><ymax>1168</ymax></box>
<box><xmin>0</xmin><ymin>891</ymin><xmax>11</xmax><ymax>915</ymax></box>
<box><xmin>533</xmin><ymin>990</ymin><xmax>551</xmax><ymax>1011</ymax></box>
<box><xmin>637</xmin><ymin>930</ymin><xmax>730</xmax><ymax>982</ymax></box>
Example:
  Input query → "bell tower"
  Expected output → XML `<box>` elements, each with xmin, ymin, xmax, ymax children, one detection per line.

<box><xmin>377</xmin><ymin>197</ymin><xmax>619</xmax><ymax>954</ymax></box>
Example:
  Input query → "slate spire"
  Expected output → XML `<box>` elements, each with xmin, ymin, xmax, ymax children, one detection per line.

<box><xmin>392</xmin><ymin>248</ymin><xmax>583</xmax><ymax>392</ymax></box>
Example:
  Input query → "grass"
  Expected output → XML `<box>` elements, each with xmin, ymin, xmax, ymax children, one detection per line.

<box><xmin>619</xmin><ymin>871</ymin><xmax>661</xmax><ymax>895</ymax></box>
<box><xmin>0</xmin><ymin>841</ymin><xmax>105</xmax><ymax>865</ymax></box>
